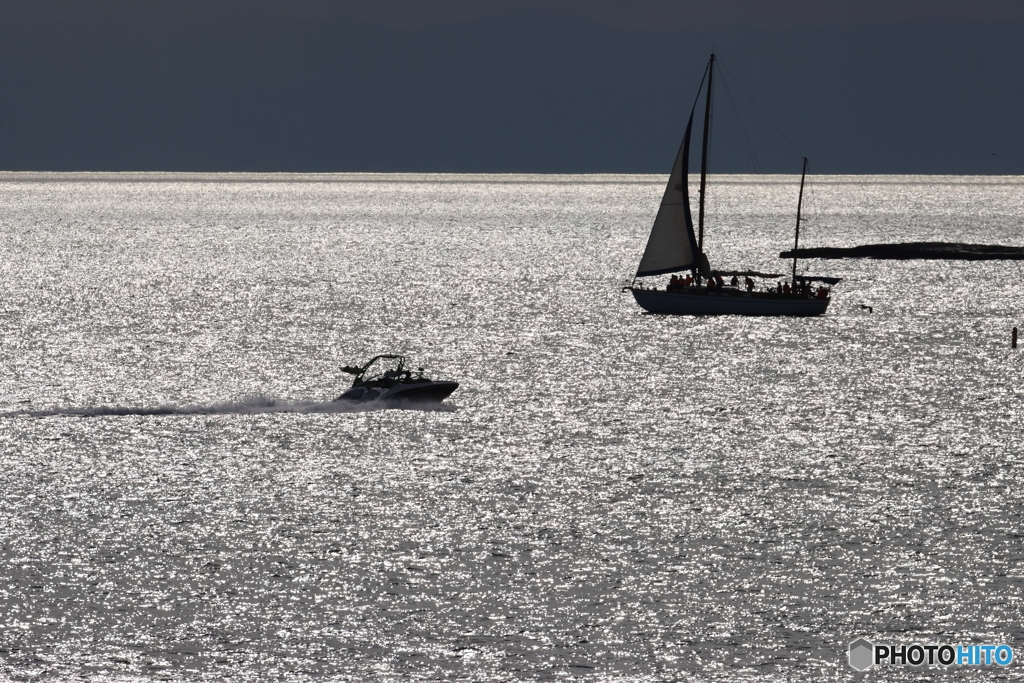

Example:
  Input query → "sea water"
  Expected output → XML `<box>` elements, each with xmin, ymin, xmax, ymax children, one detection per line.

<box><xmin>0</xmin><ymin>173</ymin><xmax>1023</xmax><ymax>681</ymax></box>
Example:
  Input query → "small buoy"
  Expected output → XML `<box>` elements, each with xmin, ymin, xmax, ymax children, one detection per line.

<box><xmin>1013</xmin><ymin>327</ymin><xmax>1018</xmax><ymax>349</ymax></box>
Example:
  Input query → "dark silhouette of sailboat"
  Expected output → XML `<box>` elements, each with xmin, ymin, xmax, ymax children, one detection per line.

<box><xmin>628</xmin><ymin>53</ymin><xmax>835</xmax><ymax>316</ymax></box>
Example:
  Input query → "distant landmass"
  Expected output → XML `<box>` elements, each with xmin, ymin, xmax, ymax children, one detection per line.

<box><xmin>0</xmin><ymin>12</ymin><xmax>1020</xmax><ymax>172</ymax></box>
<box><xmin>781</xmin><ymin>242</ymin><xmax>1024</xmax><ymax>260</ymax></box>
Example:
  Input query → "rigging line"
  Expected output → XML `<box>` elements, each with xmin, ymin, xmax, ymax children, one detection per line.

<box><xmin>718</xmin><ymin>72</ymin><xmax>761</xmax><ymax>174</ymax></box>
<box><xmin>803</xmin><ymin>159</ymin><xmax>818</xmax><ymax>229</ymax></box>
<box><xmin>716</xmin><ymin>57</ymin><xmax>804</xmax><ymax>162</ymax></box>
<box><xmin>804</xmin><ymin>159</ymin><xmax>816</xmax><ymax>224</ymax></box>
<box><xmin>694</xmin><ymin>61</ymin><xmax>710</xmax><ymax>109</ymax></box>
<box><xmin>800</xmin><ymin>160</ymin><xmax>827</xmax><ymax>265</ymax></box>
<box><xmin>679</xmin><ymin>62</ymin><xmax>710</xmax><ymax>187</ymax></box>
<box><xmin>703</xmin><ymin>59</ymin><xmax>715</xmax><ymax>241</ymax></box>
<box><xmin>715</xmin><ymin>59</ymin><xmax>790</xmax><ymax>242</ymax></box>
<box><xmin>694</xmin><ymin>59</ymin><xmax>711</xmax><ymax>192</ymax></box>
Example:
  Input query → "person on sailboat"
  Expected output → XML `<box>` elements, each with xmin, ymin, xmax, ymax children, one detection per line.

<box><xmin>745</xmin><ymin>277</ymin><xmax>754</xmax><ymax>292</ymax></box>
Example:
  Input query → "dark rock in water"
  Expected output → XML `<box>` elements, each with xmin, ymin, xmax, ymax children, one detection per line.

<box><xmin>780</xmin><ymin>242</ymin><xmax>1024</xmax><ymax>260</ymax></box>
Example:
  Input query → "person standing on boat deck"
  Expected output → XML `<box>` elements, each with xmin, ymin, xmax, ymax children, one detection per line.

<box><xmin>730</xmin><ymin>275</ymin><xmax>738</xmax><ymax>287</ymax></box>
<box><xmin>745</xmin><ymin>277</ymin><xmax>754</xmax><ymax>292</ymax></box>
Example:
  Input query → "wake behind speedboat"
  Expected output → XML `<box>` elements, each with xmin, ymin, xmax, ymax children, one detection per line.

<box><xmin>334</xmin><ymin>355</ymin><xmax>459</xmax><ymax>404</ymax></box>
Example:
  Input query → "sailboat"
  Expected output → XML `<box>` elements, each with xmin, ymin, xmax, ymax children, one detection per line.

<box><xmin>628</xmin><ymin>53</ymin><xmax>835</xmax><ymax>316</ymax></box>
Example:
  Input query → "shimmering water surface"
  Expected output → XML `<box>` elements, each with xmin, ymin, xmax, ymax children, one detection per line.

<box><xmin>1</xmin><ymin>173</ymin><xmax>1023</xmax><ymax>682</ymax></box>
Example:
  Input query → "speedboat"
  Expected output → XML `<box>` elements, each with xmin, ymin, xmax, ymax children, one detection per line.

<box><xmin>334</xmin><ymin>355</ymin><xmax>459</xmax><ymax>404</ymax></box>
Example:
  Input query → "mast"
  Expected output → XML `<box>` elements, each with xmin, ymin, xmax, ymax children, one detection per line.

<box><xmin>791</xmin><ymin>156</ymin><xmax>808</xmax><ymax>283</ymax></box>
<box><xmin>697</xmin><ymin>53</ymin><xmax>714</xmax><ymax>278</ymax></box>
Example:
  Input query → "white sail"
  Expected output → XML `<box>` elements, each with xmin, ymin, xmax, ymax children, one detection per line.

<box><xmin>636</xmin><ymin>112</ymin><xmax>700</xmax><ymax>277</ymax></box>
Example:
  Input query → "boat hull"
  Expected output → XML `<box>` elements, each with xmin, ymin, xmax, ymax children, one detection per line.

<box><xmin>631</xmin><ymin>288</ymin><xmax>830</xmax><ymax>316</ymax></box>
<box><xmin>335</xmin><ymin>381</ymin><xmax>459</xmax><ymax>404</ymax></box>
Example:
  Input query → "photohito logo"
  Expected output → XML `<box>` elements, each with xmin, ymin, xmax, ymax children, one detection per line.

<box><xmin>848</xmin><ymin>638</ymin><xmax>1014</xmax><ymax>670</ymax></box>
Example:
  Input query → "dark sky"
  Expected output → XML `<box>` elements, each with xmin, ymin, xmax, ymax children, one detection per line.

<box><xmin>0</xmin><ymin>1</ymin><xmax>1022</xmax><ymax>173</ymax></box>
<box><xmin>7</xmin><ymin>0</ymin><xmax>1024</xmax><ymax>28</ymax></box>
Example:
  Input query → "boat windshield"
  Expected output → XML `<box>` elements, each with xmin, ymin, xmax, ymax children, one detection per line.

<box><xmin>360</xmin><ymin>355</ymin><xmax>406</xmax><ymax>382</ymax></box>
